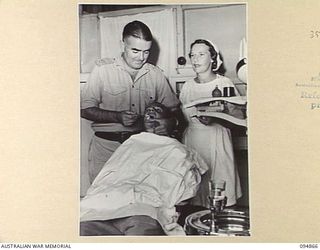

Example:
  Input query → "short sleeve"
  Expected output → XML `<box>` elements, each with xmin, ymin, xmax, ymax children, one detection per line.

<box><xmin>179</xmin><ymin>80</ymin><xmax>191</xmax><ymax>105</ymax></box>
<box><xmin>81</xmin><ymin>66</ymin><xmax>102</xmax><ymax>109</ymax></box>
<box><xmin>154</xmin><ymin>69</ymin><xmax>180</xmax><ymax>110</ymax></box>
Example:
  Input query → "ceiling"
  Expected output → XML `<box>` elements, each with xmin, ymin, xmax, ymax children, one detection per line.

<box><xmin>80</xmin><ymin>4</ymin><xmax>160</xmax><ymax>14</ymax></box>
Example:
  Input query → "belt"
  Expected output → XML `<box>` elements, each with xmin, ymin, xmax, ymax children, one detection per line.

<box><xmin>95</xmin><ymin>131</ymin><xmax>139</xmax><ymax>143</ymax></box>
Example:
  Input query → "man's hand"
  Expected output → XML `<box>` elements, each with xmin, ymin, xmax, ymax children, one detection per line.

<box><xmin>118</xmin><ymin>111</ymin><xmax>139</xmax><ymax>126</ymax></box>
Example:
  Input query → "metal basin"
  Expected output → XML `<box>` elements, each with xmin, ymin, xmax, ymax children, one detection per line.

<box><xmin>184</xmin><ymin>209</ymin><xmax>250</xmax><ymax>236</ymax></box>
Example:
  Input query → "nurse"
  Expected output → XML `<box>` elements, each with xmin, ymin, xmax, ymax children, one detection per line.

<box><xmin>179</xmin><ymin>39</ymin><xmax>242</xmax><ymax>207</ymax></box>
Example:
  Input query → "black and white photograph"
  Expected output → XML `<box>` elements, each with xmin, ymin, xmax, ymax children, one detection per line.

<box><xmin>79</xmin><ymin>3</ymin><xmax>249</xmax><ymax>237</ymax></box>
<box><xmin>3</xmin><ymin>0</ymin><xmax>320</xmax><ymax>246</ymax></box>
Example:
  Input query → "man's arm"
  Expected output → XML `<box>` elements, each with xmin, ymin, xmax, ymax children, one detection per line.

<box><xmin>81</xmin><ymin>107</ymin><xmax>139</xmax><ymax>127</ymax></box>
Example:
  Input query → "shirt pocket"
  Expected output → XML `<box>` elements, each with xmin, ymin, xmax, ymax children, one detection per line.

<box><xmin>101</xmin><ymin>85</ymin><xmax>129</xmax><ymax>111</ymax></box>
<box><xmin>137</xmin><ymin>86</ymin><xmax>156</xmax><ymax>109</ymax></box>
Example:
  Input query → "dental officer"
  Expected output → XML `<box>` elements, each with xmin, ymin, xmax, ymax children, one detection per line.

<box><xmin>81</xmin><ymin>20</ymin><xmax>180</xmax><ymax>183</ymax></box>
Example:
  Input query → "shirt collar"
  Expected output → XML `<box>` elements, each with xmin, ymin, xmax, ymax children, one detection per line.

<box><xmin>115</xmin><ymin>54</ymin><xmax>151</xmax><ymax>76</ymax></box>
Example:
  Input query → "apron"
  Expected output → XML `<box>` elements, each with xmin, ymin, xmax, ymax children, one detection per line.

<box><xmin>180</xmin><ymin>76</ymin><xmax>242</xmax><ymax>207</ymax></box>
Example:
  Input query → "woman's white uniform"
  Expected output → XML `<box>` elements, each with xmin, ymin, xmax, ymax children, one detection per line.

<box><xmin>180</xmin><ymin>75</ymin><xmax>242</xmax><ymax>207</ymax></box>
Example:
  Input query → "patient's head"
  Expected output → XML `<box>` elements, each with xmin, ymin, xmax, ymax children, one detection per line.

<box><xmin>144</xmin><ymin>102</ymin><xmax>169</xmax><ymax>132</ymax></box>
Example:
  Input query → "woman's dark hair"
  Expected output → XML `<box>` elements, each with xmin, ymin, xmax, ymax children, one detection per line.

<box><xmin>189</xmin><ymin>39</ymin><xmax>218</xmax><ymax>70</ymax></box>
<box><xmin>122</xmin><ymin>20</ymin><xmax>153</xmax><ymax>41</ymax></box>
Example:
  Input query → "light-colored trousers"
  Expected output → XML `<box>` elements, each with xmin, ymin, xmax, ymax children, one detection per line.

<box><xmin>88</xmin><ymin>135</ymin><xmax>121</xmax><ymax>183</ymax></box>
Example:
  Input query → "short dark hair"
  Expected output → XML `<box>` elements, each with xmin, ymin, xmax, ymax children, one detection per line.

<box><xmin>189</xmin><ymin>39</ymin><xmax>218</xmax><ymax>69</ymax></box>
<box><xmin>122</xmin><ymin>20</ymin><xmax>153</xmax><ymax>41</ymax></box>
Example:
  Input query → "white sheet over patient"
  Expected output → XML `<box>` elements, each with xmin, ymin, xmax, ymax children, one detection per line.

<box><xmin>80</xmin><ymin>132</ymin><xmax>208</xmax><ymax>234</ymax></box>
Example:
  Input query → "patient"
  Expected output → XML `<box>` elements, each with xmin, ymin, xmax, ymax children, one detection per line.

<box><xmin>80</xmin><ymin>102</ymin><xmax>208</xmax><ymax>236</ymax></box>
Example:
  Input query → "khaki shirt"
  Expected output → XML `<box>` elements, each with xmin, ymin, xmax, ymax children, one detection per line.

<box><xmin>81</xmin><ymin>56</ymin><xmax>180</xmax><ymax>115</ymax></box>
